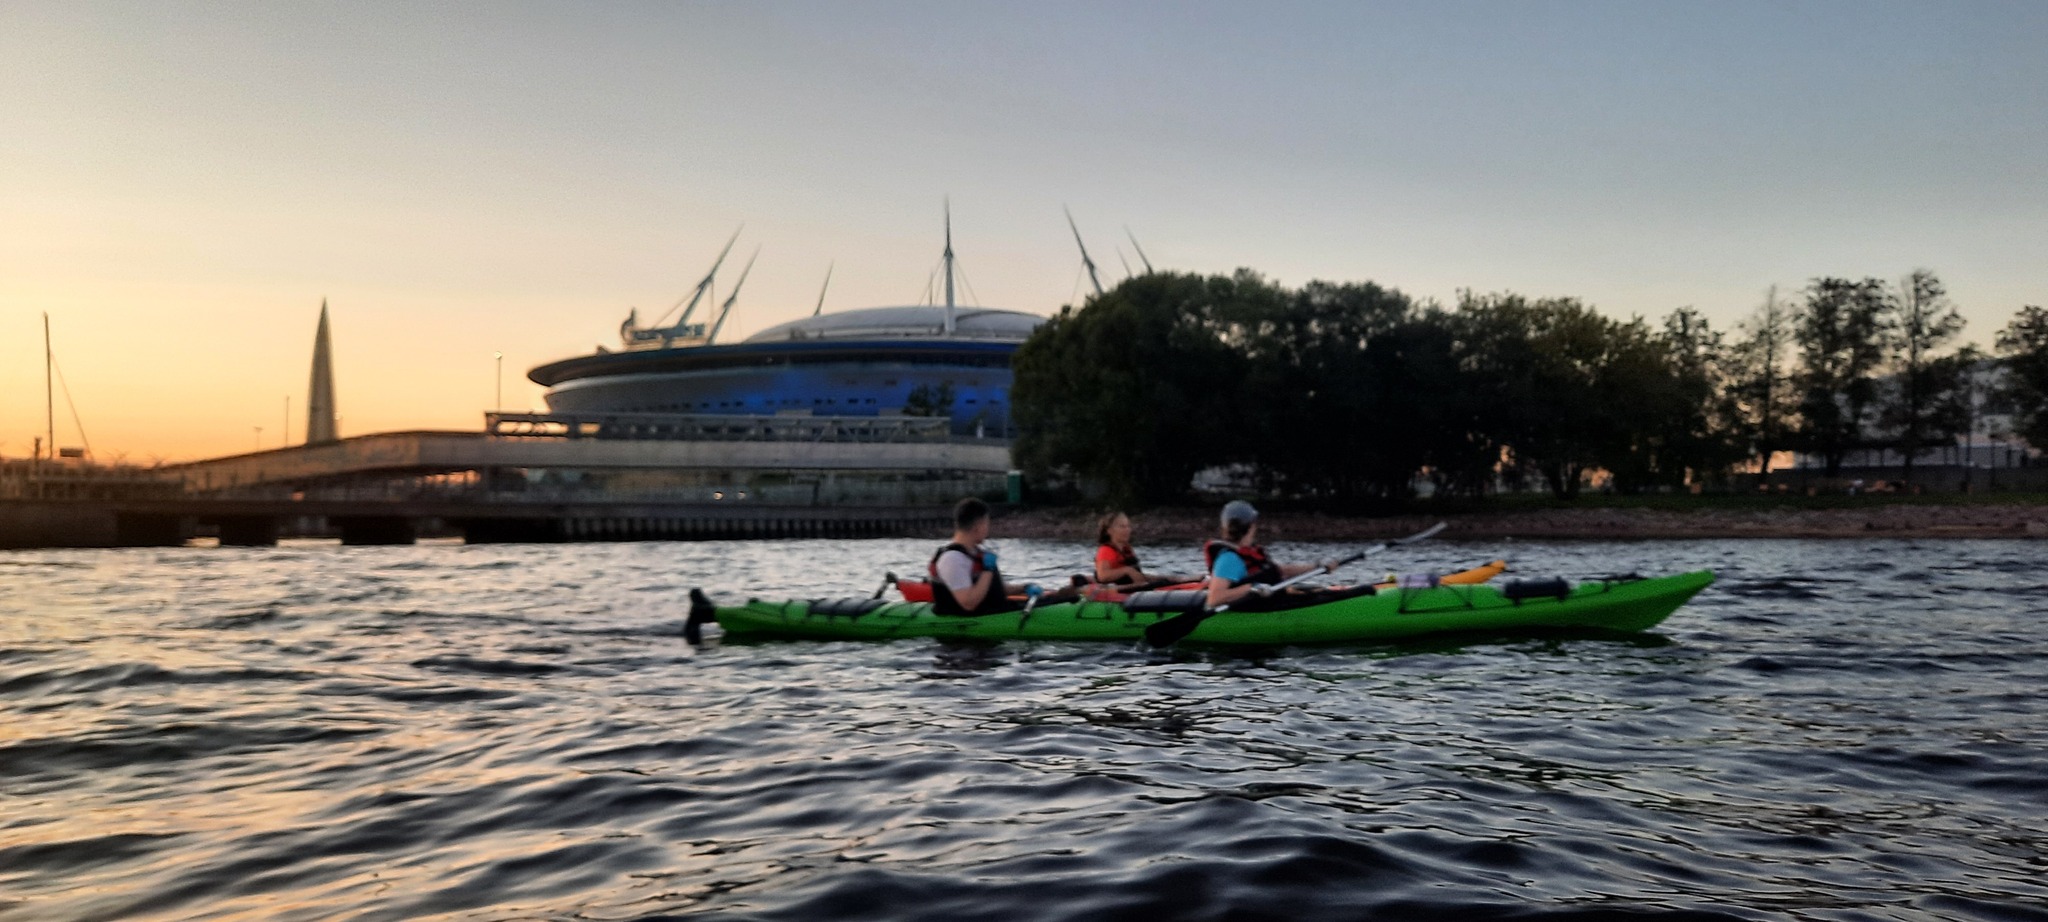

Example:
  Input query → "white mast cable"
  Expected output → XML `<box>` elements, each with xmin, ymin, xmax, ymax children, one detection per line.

<box><xmin>51</xmin><ymin>348</ymin><xmax>92</xmax><ymax>459</ymax></box>
<box><xmin>655</xmin><ymin>225</ymin><xmax>743</xmax><ymax>331</ymax></box>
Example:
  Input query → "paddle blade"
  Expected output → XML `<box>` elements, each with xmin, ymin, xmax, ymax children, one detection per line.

<box><xmin>685</xmin><ymin>588</ymin><xmax>717</xmax><ymax>645</ymax></box>
<box><xmin>1405</xmin><ymin>521</ymin><xmax>1448</xmax><ymax>544</ymax></box>
<box><xmin>1143</xmin><ymin>608</ymin><xmax>1214</xmax><ymax>647</ymax></box>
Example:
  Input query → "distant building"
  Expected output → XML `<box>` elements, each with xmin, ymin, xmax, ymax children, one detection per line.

<box><xmin>1788</xmin><ymin>359</ymin><xmax>2038</xmax><ymax>471</ymax></box>
<box><xmin>527</xmin><ymin>223</ymin><xmax>1045</xmax><ymax>438</ymax></box>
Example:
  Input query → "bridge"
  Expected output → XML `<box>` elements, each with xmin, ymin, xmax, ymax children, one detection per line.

<box><xmin>162</xmin><ymin>413</ymin><xmax>1012</xmax><ymax>495</ymax></box>
<box><xmin>3</xmin><ymin>412</ymin><xmax>1016</xmax><ymax>548</ymax></box>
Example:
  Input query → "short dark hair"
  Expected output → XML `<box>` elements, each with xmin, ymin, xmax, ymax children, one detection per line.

<box><xmin>1223</xmin><ymin>518</ymin><xmax>1254</xmax><ymax>542</ymax></box>
<box><xmin>954</xmin><ymin>497</ymin><xmax>990</xmax><ymax>531</ymax></box>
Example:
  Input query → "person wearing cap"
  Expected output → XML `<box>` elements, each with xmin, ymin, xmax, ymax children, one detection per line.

<box><xmin>1202</xmin><ymin>500</ymin><xmax>1336</xmax><ymax>608</ymax></box>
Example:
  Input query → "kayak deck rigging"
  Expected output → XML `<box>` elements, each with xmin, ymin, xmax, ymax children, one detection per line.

<box><xmin>687</xmin><ymin>569</ymin><xmax>1713</xmax><ymax>647</ymax></box>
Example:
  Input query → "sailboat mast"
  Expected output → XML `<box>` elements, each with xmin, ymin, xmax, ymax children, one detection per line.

<box><xmin>943</xmin><ymin>199</ymin><xmax>956</xmax><ymax>335</ymax></box>
<box><xmin>44</xmin><ymin>313</ymin><xmax>54</xmax><ymax>461</ymax></box>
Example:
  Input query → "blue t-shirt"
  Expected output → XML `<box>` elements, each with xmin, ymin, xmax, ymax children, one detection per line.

<box><xmin>1211</xmin><ymin>549</ymin><xmax>1248</xmax><ymax>584</ymax></box>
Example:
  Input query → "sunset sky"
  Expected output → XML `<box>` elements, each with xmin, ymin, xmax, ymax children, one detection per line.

<box><xmin>4</xmin><ymin>1</ymin><xmax>2044</xmax><ymax>461</ymax></box>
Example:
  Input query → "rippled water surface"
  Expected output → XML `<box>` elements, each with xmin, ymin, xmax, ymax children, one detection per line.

<box><xmin>3</xmin><ymin>536</ymin><xmax>2045</xmax><ymax>921</ymax></box>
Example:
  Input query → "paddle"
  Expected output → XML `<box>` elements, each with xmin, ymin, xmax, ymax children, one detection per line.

<box><xmin>872</xmin><ymin>572</ymin><xmax>898</xmax><ymax>600</ymax></box>
<box><xmin>1142</xmin><ymin>521</ymin><xmax>1448</xmax><ymax>647</ymax></box>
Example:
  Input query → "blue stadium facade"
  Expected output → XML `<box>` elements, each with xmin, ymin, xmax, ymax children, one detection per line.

<box><xmin>527</xmin><ymin>305</ymin><xmax>1045</xmax><ymax>437</ymax></box>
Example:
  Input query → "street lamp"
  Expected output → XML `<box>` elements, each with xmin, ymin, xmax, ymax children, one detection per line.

<box><xmin>494</xmin><ymin>351</ymin><xmax>504</xmax><ymax>411</ymax></box>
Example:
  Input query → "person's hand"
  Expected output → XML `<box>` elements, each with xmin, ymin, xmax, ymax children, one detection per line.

<box><xmin>1251</xmin><ymin>583</ymin><xmax>1274</xmax><ymax>597</ymax></box>
<box><xmin>981</xmin><ymin>550</ymin><xmax>999</xmax><ymax>570</ymax></box>
<box><xmin>1024</xmin><ymin>584</ymin><xmax>1043</xmax><ymax>599</ymax></box>
<box><xmin>1322</xmin><ymin>559</ymin><xmax>1338</xmax><ymax>574</ymax></box>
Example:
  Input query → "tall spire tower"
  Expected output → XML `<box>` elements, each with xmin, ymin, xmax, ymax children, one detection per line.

<box><xmin>306</xmin><ymin>299</ymin><xmax>338</xmax><ymax>445</ymax></box>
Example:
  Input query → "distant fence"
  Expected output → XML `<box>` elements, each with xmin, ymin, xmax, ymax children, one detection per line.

<box><xmin>1754</xmin><ymin>462</ymin><xmax>2048</xmax><ymax>494</ymax></box>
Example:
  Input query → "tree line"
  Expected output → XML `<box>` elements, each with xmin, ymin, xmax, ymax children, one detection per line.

<box><xmin>1011</xmin><ymin>269</ymin><xmax>2048</xmax><ymax>506</ymax></box>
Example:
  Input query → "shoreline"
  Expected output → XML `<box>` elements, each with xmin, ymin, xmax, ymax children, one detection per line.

<box><xmin>997</xmin><ymin>503</ymin><xmax>2048</xmax><ymax>542</ymax></box>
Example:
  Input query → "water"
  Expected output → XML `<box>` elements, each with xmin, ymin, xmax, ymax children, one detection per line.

<box><xmin>2</xmin><ymin>537</ymin><xmax>2044</xmax><ymax>921</ymax></box>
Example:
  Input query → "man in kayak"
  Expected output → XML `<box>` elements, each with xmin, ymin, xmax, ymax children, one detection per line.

<box><xmin>1204</xmin><ymin>500</ymin><xmax>1336</xmax><ymax>608</ymax></box>
<box><xmin>930</xmin><ymin>498</ymin><xmax>1050</xmax><ymax>615</ymax></box>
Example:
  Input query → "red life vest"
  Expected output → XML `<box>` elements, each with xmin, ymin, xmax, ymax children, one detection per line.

<box><xmin>1096</xmin><ymin>543</ymin><xmax>1142</xmax><ymax>585</ymax></box>
<box><xmin>927</xmin><ymin>542</ymin><xmax>1014</xmax><ymax>615</ymax></box>
<box><xmin>1202</xmin><ymin>539</ymin><xmax>1282</xmax><ymax>587</ymax></box>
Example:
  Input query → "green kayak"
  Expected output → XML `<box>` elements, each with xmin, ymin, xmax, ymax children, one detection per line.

<box><xmin>688</xmin><ymin>570</ymin><xmax>1713</xmax><ymax>646</ymax></box>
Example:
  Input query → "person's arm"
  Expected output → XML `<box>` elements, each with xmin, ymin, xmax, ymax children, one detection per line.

<box><xmin>1205</xmin><ymin>574</ymin><xmax>1262</xmax><ymax>609</ymax></box>
<box><xmin>1204</xmin><ymin>550</ymin><xmax>1257</xmax><ymax>608</ymax></box>
<box><xmin>956</xmin><ymin>570</ymin><xmax>997</xmax><ymax>609</ymax></box>
<box><xmin>1095</xmin><ymin>547</ymin><xmax>1142</xmax><ymax>584</ymax></box>
<box><xmin>938</xmin><ymin>551</ymin><xmax>996</xmax><ymax>610</ymax></box>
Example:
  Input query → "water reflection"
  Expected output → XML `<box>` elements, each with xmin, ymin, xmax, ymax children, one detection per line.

<box><xmin>1</xmin><ymin>538</ymin><xmax>2043</xmax><ymax>920</ymax></box>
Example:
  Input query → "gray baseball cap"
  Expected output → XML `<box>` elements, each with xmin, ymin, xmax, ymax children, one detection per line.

<box><xmin>1220</xmin><ymin>500</ymin><xmax>1259</xmax><ymax>527</ymax></box>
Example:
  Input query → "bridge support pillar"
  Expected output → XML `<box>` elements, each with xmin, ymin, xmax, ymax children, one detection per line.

<box><xmin>217</xmin><ymin>516</ymin><xmax>279</xmax><ymax>547</ymax></box>
<box><xmin>460</xmin><ymin>518</ymin><xmax>559</xmax><ymax>543</ymax></box>
<box><xmin>115</xmin><ymin>513</ymin><xmax>186</xmax><ymax>547</ymax></box>
<box><xmin>336</xmin><ymin>516</ymin><xmax>416</xmax><ymax>546</ymax></box>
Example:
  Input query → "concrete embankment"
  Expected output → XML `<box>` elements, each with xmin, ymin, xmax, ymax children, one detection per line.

<box><xmin>998</xmin><ymin>503</ymin><xmax>2048</xmax><ymax>542</ymax></box>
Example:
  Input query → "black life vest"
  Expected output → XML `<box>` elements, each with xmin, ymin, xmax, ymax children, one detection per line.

<box><xmin>1098</xmin><ymin>543</ymin><xmax>1142</xmax><ymax>585</ymax></box>
<box><xmin>927</xmin><ymin>542</ymin><xmax>1013</xmax><ymax>615</ymax></box>
<box><xmin>1202</xmin><ymin>539</ymin><xmax>1282</xmax><ymax>587</ymax></box>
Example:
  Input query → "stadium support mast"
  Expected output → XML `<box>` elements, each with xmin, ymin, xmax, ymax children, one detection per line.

<box><xmin>1126</xmin><ymin>226</ymin><xmax>1154</xmax><ymax>274</ymax></box>
<box><xmin>1065</xmin><ymin>206</ymin><xmax>1104</xmax><ymax>297</ymax></box>
<box><xmin>813</xmin><ymin>261</ymin><xmax>834</xmax><ymax>317</ymax></box>
<box><xmin>706</xmin><ymin>247</ymin><xmax>760</xmax><ymax>345</ymax></box>
<box><xmin>943</xmin><ymin>198</ymin><xmax>957</xmax><ymax>335</ymax></box>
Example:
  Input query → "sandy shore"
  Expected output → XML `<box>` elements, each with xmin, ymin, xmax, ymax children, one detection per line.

<box><xmin>997</xmin><ymin>503</ymin><xmax>2048</xmax><ymax>542</ymax></box>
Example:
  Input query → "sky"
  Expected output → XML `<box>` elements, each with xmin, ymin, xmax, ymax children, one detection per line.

<box><xmin>3</xmin><ymin>0</ymin><xmax>2045</xmax><ymax>461</ymax></box>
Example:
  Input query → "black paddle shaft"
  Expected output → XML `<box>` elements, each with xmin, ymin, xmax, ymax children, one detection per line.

<box><xmin>1142</xmin><ymin>522</ymin><xmax>1447</xmax><ymax>647</ymax></box>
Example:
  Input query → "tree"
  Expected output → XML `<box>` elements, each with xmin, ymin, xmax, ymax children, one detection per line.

<box><xmin>1223</xmin><ymin>278</ymin><xmax>1427</xmax><ymax>501</ymax></box>
<box><xmin>1446</xmin><ymin>293</ymin><xmax>1682</xmax><ymax>499</ymax></box>
<box><xmin>1010</xmin><ymin>272</ymin><xmax>1246</xmax><ymax>505</ymax></box>
<box><xmin>1793</xmin><ymin>277</ymin><xmax>1894</xmax><ymax>476</ymax></box>
<box><xmin>1996</xmin><ymin>305</ymin><xmax>2048</xmax><ymax>450</ymax></box>
<box><xmin>1875</xmin><ymin>270</ymin><xmax>1968</xmax><ymax>485</ymax></box>
<box><xmin>1724</xmin><ymin>286</ymin><xmax>1799</xmax><ymax>477</ymax></box>
<box><xmin>1621</xmin><ymin>307</ymin><xmax>1741</xmax><ymax>491</ymax></box>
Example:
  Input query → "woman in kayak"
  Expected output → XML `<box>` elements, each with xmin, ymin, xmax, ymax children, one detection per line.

<box><xmin>930</xmin><ymin>498</ymin><xmax>1060</xmax><ymax>615</ymax></box>
<box><xmin>1093</xmin><ymin>511</ymin><xmax>1157</xmax><ymax>586</ymax></box>
<box><xmin>1204</xmin><ymin>500</ymin><xmax>1335</xmax><ymax>608</ymax></box>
